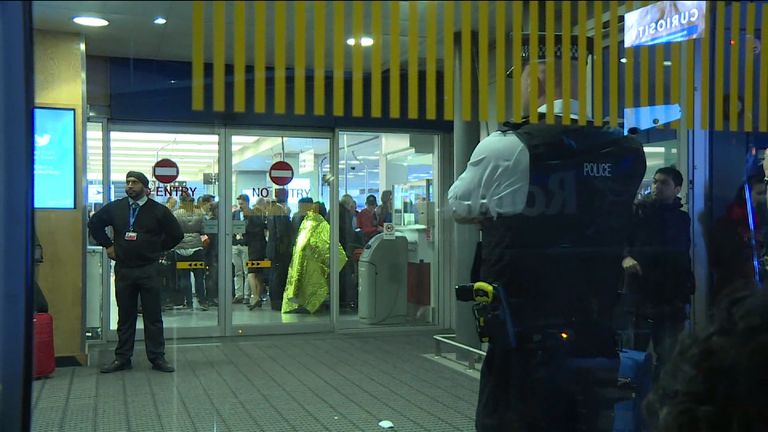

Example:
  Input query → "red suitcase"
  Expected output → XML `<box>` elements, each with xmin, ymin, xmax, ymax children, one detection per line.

<box><xmin>33</xmin><ymin>312</ymin><xmax>55</xmax><ymax>378</ymax></box>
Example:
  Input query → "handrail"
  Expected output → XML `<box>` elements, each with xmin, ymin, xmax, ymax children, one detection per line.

<box><xmin>433</xmin><ymin>334</ymin><xmax>485</xmax><ymax>371</ymax></box>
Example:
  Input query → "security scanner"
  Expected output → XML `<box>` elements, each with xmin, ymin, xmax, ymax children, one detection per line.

<box><xmin>358</xmin><ymin>233</ymin><xmax>408</xmax><ymax>324</ymax></box>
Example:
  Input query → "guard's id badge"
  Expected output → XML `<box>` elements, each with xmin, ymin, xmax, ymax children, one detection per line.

<box><xmin>124</xmin><ymin>232</ymin><xmax>138</xmax><ymax>241</ymax></box>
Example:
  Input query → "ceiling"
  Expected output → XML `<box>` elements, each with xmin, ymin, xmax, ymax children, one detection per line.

<box><xmin>32</xmin><ymin>1</ymin><xmax>616</xmax><ymax>70</ymax></box>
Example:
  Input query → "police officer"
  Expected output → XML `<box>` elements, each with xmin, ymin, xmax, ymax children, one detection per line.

<box><xmin>449</xmin><ymin>35</ymin><xmax>646</xmax><ymax>430</ymax></box>
<box><xmin>89</xmin><ymin>171</ymin><xmax>184</xmax><ymax>373</ymax></box>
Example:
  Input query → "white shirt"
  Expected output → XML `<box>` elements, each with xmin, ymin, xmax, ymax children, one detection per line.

<box><xmin>448</xmin><ymin>100</ymin><xmax>584</xmax><ymax>220</ymax></box>
<box><xmin>128</xmin><ymin>195</ymin><xmax>148</xmax><ymax>207</ymax></box>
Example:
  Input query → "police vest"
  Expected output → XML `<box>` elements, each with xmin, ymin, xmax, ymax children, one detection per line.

<box><xmin>480</xmin><ymin>119</ymin><xmax>647</xmax><ymax>327</ymax></box>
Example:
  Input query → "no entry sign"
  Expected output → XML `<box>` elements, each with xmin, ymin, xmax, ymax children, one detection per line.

<box><xmin>153</xmin><ymin>158</ymin><xmax>179</xmax><ymax>184</ymax></box>
<box><xmin>269</xmin><ymin>161</ymin><xmax>294</xmax><ymax>186</ymax></box>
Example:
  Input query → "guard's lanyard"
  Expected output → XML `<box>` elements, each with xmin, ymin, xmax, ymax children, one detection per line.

<box><xmin>129</xmin><ymin>203</ymin><xmax>140</xmax><ymax>231</ymax></box>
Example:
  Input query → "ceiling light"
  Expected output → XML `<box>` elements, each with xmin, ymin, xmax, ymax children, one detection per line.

<box><xmin>620</xmin><ymin>57</ymin><xmax>627</xmax><ymax>63</ymax></box>
<box><xmin>347</xmin><ymin>37</ymin><xmax>374</xmax><ymax>47</ymax></box>
<box><xmin>73</xmin><ymin>16</ymin><xmax>110</xmax><ymax>27</ymax></box>
<box><xmin>154</xmin><ymin>17</ymin><xmax>167</xmax><ymax>25</ymax></box>
<box><xmin>663</xmin><ymin>60</ymin><xmax>673</xmax><ymax>66</ymax></box>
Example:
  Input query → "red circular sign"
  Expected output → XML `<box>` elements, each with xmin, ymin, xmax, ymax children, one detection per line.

<box><xmin>269</xmin><ymin>161</ymin><xmax>294</xmax><ymax>186</ymax></box>
<box><xmin>153</xmin><ymin>158</ymin><xmax>179</xmax><ymax>184</ymax></box>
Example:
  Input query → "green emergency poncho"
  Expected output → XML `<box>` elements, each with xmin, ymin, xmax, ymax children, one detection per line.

<box><xmin>282</xmin><ymin>211</ymin><xmax>348</xmax><ymax>314</ymax></box>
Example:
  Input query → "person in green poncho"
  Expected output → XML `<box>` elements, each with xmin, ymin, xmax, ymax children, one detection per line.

<box><xmin>282</xmin><ymin>206</ymin><xmax>347</xmax><ymax>314</ymax></box>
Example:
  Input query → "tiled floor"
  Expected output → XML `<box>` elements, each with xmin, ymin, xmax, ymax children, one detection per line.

<box><xmin>32</xmin><ymin>332</ymin><xmax>479</xmax><ymax>432</ymax></box>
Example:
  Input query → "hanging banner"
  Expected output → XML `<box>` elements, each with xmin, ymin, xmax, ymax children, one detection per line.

<box><xmin>624</xmin><ymin>1</ymin><xmax>707</xmax><ymax>48</ymax></box>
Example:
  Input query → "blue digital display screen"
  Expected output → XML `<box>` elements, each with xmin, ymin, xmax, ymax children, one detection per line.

<box><xmin>34</xmin><ymin>107</ymin><xmax>76</xmax><ymax>209</ymax></box>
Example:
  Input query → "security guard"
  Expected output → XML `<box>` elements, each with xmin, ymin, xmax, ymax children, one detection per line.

<box><xmin>449</xmin><ymin>35</ymin><xmax>647</xmax><ymax>431</ymax></box>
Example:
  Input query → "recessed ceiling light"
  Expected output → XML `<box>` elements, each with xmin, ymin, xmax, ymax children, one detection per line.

<box><xmin>347</xmin><ymin>37</ymin><xmax>374</xmax><ymax>47</ymax></box>
<box><xmin>620</xmin><ymin>57</ymin><xmax>627</xmax><ymax>63</ymax></box>
<box><xmin>72</xmin><ymin>16</ymin><xmax>109</xmax><ymax>27</ymax></box>
<box><xmin>154</xmin><ymin>17</ymin><xmax>167</xmax><ymax>25</ymax></box>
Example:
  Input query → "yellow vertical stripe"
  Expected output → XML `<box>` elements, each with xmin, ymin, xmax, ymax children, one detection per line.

<box><xmin>577</xmin><ymin>1</ymin><xmax>587</xmax><ymax>125</ymax></box>
<box><xmin>408</xmin><ymin>1</ymin><xmax>419</xmax><ymax>119</ymax></box>
<box><xmin>714</xmin><ymin>1</ymin><xmax>725</xmax><ymax>131</ymax></box>
<box><xmin>254</xmin><ymin>2</ymin><xmax>266</xmax><ymax>113</ymax></box>
<box><xmin>372</xmin><ymin>1</ymin><xmax>383</xmax><ymax>118</ymax></box>
<box><xmin>625</xmin><ymin>2</ymin><xmax>634</xmax><ymax>124</ymax></box>
<box><xmin>443</xmin><ymin>1</ymin><xmax>454</xmax><ymax>120</ymax></box>
<box><xmin>701</xmin><ymin>10</ymin><xmax>710</xmax><ymax>130</ymax></box>
<box><xmin>512</xmin><ymin>1</ymin><xmax>523</xmax><ymax>122</ymax></box>
<box><xmin>313</xmin><ymin>2</ymin><xmax>325</xmax><ymax>116</ymax></box>
<box><xmin>529</xmin><ymin>2</ymin><xmax>539</xmax><ymax>124</ymax></box>
<box><xmin>761</xmin><ymin>6</ymin><xmax>768</xmax><ymax>132</ymax></box>
<box><xmin>495</xmin><ymin>1</ymin><xmax>506</xmax><ymax>123</ymax></box>
<box><xmin>390</xmin><ymin>1</ymin><xmax>401</xmax><ymax>119</ymax></box>
<box><xmin>233</xmin><ymin>2</ymin><xmax>246</xmax><ymax>113</ymax></box>
<box><xmin>545</xmin><ymin>1</ymin><xmax>555</xmax><ymax>124</ymax></box>
<box><xmin>352</xmin><ymin>1</ymin><xmax>364</xmax><ymax>117</ymax></box>
<box><xmin>426</xmin><ymin>2</ymin><xmax>437</xmax><ymax>120</ymax></box>
<box><xmin>213</xmin><ymin>2</ymin><xmax>226</xmax><ymax>112</ymax></box>
<box><xmin>275</xmin><ymin>1</ymin><xmax>287</xmax><ymax>114</ymax></box>
<box><xmin>294</xmin><ymin>2</ymin><xmax>306</xmax><ymax>115</ymax></box>
<box><xmin>655</xmin><ymin>44</ymin><xmax>664</xmax><ymax>123</ymax></box>
<box><xmin>609</xmin><ymin>2</ymin><xmax>618</xmax><ymax>127</ymax></box>
<box><xmin>561</xmin><ymin>1</ymin><xmax>571</xmax><ymax>121</ymax></box>
<box><xmin>729</xmin><ymin>3</ymin><xmax>740</xmax><ymax>131</ymax></box>
<box><xmin>333</xmin><ymin>1</ymin><xmax>345</xmax><ymax>117</ymax></box>
<box><xmin>191</xmin><ymin>1</ymin><xmax>204</xmax><ymax>111</ymax></box>
<box><xmin>744</xmin><ymin>3</ymin><xmax>755</xmax><ymax>132</ymax></box>
<box><xmin>670</xmin><ymin>42</ymin><xmax>680</xmax><ymax>129</ymax></box>
<box><xmin>461</xmin><ymin>1</ymin><xmax>472</xmax><ymax>121</ymax></box>
<box><xmin>478</xmin><ymin>1</ymin><xmax>489</xmax><ymax>122</ymax></box>
<box><xmin>592</xmin><ymin>1</ymin><xmax>603</xmax><ymax>126</ymax></box>
<box><xmin>686</xmin><ymin>40</ymin><xmax>694</xmax><ymax>128</ymax></box>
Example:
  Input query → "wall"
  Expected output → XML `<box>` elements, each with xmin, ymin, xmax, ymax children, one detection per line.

<box><xmin>33</xmin><ymin>30</ymin><xmax>85</xmax><ymax>363</ymax></box>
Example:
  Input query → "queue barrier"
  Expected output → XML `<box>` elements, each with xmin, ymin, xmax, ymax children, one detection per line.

<box><xmin>176</xmin><ymin>261</ymin><xmax>207</xmax><ymax>269</ymax></box>
<box><xmin>246</xmin><ymin>260</ymin><xmax>272</xmax><ymax>269</ymax></box>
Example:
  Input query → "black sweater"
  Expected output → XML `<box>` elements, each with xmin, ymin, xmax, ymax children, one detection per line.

<box><xmin>88</xmin><ymin>197</ymin><xmax>184</xmax><ymax>268</ymax></box>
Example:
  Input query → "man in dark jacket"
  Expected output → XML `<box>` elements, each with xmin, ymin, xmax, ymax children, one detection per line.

<box><xmin>623</xmin><ymin>166</ymin><xmax>694</xmax><ymax>381</ymax></box>
<box><xmin>88</xmin><ymin>171</ymin><xmax>184</xmax><ymax>373</ymax></box>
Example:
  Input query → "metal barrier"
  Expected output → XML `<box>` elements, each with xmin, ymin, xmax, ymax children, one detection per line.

<box><xmin>433</xmin><ymin>334</ymin><xmax>486</xmax><ymax>371</ymax></box>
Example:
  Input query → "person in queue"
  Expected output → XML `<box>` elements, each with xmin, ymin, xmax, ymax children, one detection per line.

<box><xmin>448</xmin><ymin>35</ymin><xmax>646</xmax><ymax>430</ymax></box>
<box><xmin>88</xmin><ymin>171</ymin><xmax>183</xmax><ymax>373</ymax></box>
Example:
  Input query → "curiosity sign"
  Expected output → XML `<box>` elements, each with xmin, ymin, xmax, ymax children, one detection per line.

<box><xmin>624</xmin><ymin>1</ymin><xmax>707</xmax><ymax>48</ymax></box>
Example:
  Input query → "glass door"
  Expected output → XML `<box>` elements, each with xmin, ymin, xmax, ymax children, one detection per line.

<box><xmin>105</xmin><ymin>124</ymin><xmax>223</xmax><ymax>339</ymax></box>
<box><xmin>225</xmin><ymin>129</ymin><xmax>334</xmax><ymax>335</ymax></box>
<box><xmin>335</xmin><ymin>130</ymin><xmax>441</xmax><ymax>330</ymax></box>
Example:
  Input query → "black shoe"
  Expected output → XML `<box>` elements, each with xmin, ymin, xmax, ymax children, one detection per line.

<box><xmin>151</xmin><ymin>358</ymin><xmax>175</xmax><ymax>373</ymax></box>
<box><xmin>100</xmin><ymin>359</ymin><xmax>132</xmax><ymax>373</ymax></box>
<box><xmin>248</xmin><ymin>299</ymin><xmax>263</xmax><ymax>310</ymax></box>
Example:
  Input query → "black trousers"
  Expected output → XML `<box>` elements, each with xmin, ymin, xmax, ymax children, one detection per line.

<box><xmin>114</xmin><ymin>262</ymin><xmax>165</xmax><ymax>363</ymax></box>
<box><xmin>476</xmin><ymin>343</ymin><xmax>616</xmax><ymax>432</ymax></box>
<box><xmin>269</xmin><ymin>253</ymin><xmax>291</xmax><ymax>311</ymax></box>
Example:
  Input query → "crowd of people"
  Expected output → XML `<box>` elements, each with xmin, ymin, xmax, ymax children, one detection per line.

<box><xmin>153</xmin><ymin>189</ymin><xmax>396</xmax><ymax>314</ymax></box>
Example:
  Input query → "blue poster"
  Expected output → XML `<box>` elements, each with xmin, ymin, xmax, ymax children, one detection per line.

<box><xmin>34</xmin><ymin>107</ymin><xmax>75</xmax><ymax>209</ymax></box>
